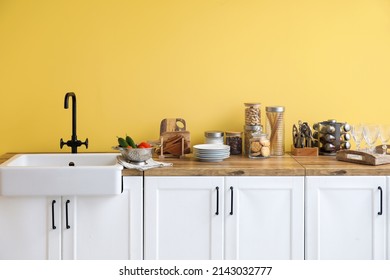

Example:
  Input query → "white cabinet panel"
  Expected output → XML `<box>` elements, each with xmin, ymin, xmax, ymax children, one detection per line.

<box><xmin>306</xmin><ymin>176</ymin><xmax>386</xmax><ymax>260</ymax></box>
<box><xmin>0</xmin><ymin>176</ymin><xmax>143</xmax><ymax>260</ymax></box>
<box><xmin>63</xmin><ymin>176</ymin><xmax>143</xmax><ymax>260</ymax></box>
<box><xmin>0</xmin><ymin>196</ymin><xmax>61</xmax><ymax>260</ymax></box>
<box><xmin>225</xmin><ymin>176</ymin><xmax>304</xmax><ymax>260</ymax></box>
<box><xmin>144</xmin><ymin>176</ymin><xmax>224</xmax><ymax>260</ymax></box>
<box><xmin>144</xmin><ymin>176</ymin><xmax>304</xmax><ymax>260</ymax></box>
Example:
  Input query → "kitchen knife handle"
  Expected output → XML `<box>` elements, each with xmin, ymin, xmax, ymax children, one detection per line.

<box><xmin>65</xmin><ymin>200</ymin><xmax>71</xmax><ymax>229</ymax></box>
<box><xmin>51</xmin><ymin>200</ymin><xmax>56</xmax><ymax>230</ymax></box>
<box><xmin>378</xmin><ymin>186</ymin><xmax>383</xmax><ymax>215</ymax></box>
<box><xmin>215</xmin><ymin>187</ymin><xmax>219</xmax><ymax>215</ymax></box>
<box><xmin>230</xmin><ymin>187</ymin><xmax>234</xmax><ymax>215</ymax></box>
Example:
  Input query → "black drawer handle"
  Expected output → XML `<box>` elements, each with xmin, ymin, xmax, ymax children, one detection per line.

<box><xmin>51</xmin><ymin>200</ymin><xmax>56</xmax><ymax>230</ymax></box>
<box><xmin>230</xmin><ymin>186</ymin><xmax>234</xmax><ymax>215</ymax></box>
<box><xmin>378</xmin><ymin>186</ymin><xmax>383</xmax><ymax>215</ymax></box>
<box><xmin>65</xmin><ymin>200</ymin><xmax>71</xmax><ymax>229</ymax></box>
<box><xmin>215</xmin><ymin>187</ymin><xmax>219</xmax><ymax>215</ymax></box>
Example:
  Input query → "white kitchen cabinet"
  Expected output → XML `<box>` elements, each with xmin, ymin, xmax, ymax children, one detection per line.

<box><xmin>388</xmin><ymin>177</ymin><xmax>390</xmax><ymax>260</ymax></box>
<box><xmin>305</xmin><ymin>176</ymin><xmax>387</xmax><ymax>260</ymax></box>
<box><xmin>144</xmin><ymin>176</ymin><xmax>304</xmax><ymax>260</ymax></box>
<box><xmin>0</xmin><ymin>196</ymin><xmax>61</xmax><ymax>260</ymax></box>
<box><xmin>63</xmin><ymin>176</ymin><xmax>143</xmax><ymax>260</ymax></box>
<box><xmin>144</xmin><ymin>176</ymin><xmax>224</xmax><ymax>260</ymax></box>
<box><xmin>0</xmin><ymin>176</ymin><xmax>143</xmax><ymax>260</ymax></box>
<box><xmin>225</xmin><ymin>176</ymin><xmax>304</xmax><ymax>260</ymax></box>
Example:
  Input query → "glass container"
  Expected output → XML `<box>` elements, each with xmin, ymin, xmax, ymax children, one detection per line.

<box><xmin>249</xmin><ymin>132</ymin><xmax>270</xmax><ymax>158</ymax></box>
<box><xmin>266</xmin><ymin>106</ymin><xmax>285</xmax><ymax>156</ymax></box>
<box><xmin>244</xmin><ymin>103</ymin><xmax>261</xmax><ymax>126</ymax></box>
<box><xmin>225</xmin><ymin>131</ymin><xmax>242</xmax><ymax>155</ymax></box>
<box><xmin>204</xmin><ymin>131</ymin><xmax>224</xmax><ymax>144</ymax></box>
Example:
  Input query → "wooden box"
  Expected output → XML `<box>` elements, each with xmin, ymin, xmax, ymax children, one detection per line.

<box><xmin>291</xmin><ymin>145</ymin><xmax>319</xmax><ymax>156</ymax></box>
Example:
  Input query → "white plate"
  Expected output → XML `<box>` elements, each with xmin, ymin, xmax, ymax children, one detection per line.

<box><xmin>194</xmin><ymin>155</ymin><xmax>229</xmax><ymax>159</ymax></box>
<box><xmin>193</xmin><ymin>151</ymin><xmax>230</xmax><ymax>155</ymax></box>
<box><xmin>193</xmin><ymin>144</ymin><xmax>230</xmax><ymax>150</ymax></box>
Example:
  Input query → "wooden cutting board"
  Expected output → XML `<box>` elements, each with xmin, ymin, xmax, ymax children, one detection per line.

<box><xmin>159</xmin><ymin>118</ymin><xmax>191</xmax><ymax>154</ymax></box>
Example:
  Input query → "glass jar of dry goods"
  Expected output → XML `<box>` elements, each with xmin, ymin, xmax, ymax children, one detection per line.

<box><xmin>205</xmin><ymin>131</ymin><xmax>224</xmax><ymax>144</ymax></box>
<box><xmin>244</xmin><ymin>125</ymin><xmax>262</xmax><ymax>156</ymax></box>
<box><xmin>266</xmin><ymin>106</ymin><xmax>285</xmax><ymax>156</ymax></box>
<box><xmin>244</xmin><ymin>102</ymin><xmax>261</xmax><ymax>126</ymax></box>
<box><xmin>225</xmin><ymin>131</ymin><xmax>242</xmax><ymax>155</ymax></box>
<box><xmin>249</xmin><ymin>133</ymin><xmax>270</xmax><ymax>158</ymax></box>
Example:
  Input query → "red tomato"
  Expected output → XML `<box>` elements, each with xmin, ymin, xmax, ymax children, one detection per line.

<box><xmin>137</xmin><ymin>142</ymin><xmax>151</xmax><ymax>148</ymax></box>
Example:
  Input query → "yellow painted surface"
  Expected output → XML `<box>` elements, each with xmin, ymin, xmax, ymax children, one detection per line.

<box><xmin>0</xmin><ymin>0</ymin><xmax>389</xmax><ymax>154</ymax></box>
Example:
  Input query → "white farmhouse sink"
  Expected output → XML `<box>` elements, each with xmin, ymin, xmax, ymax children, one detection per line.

<box><xmin>0</xmin><ymin>153</ymin><xmax>123</xmax><ymax>196</ymax></box>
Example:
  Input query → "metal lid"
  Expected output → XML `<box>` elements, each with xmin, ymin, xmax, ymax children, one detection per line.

<box><xmin>243</xmin><ymin>125</ymin><xmax>262</xmax><ymax>132</ymax></box>
<box><xmin>204</xmin><ymin>131</ymin><xmax>224</xmax><ymax>138</ymax></box>
<box><xmin>266</xmin><ymin>106</ymin><xmax>285</xmax><ymax>112</ymax></box>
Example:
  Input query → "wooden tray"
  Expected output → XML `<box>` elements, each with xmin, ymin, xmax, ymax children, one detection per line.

<box><xmin>336</xmin><ymin>150</ymin><xmax>390</xmax><ymax>166</ymax></box>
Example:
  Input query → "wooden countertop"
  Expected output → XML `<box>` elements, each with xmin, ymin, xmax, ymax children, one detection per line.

<box><xmin>291</xmin><ymin>155</ymin><xmax>390</xmax><ymax>176</ymax></box>
<box><xmin>138</xmin><ymin>155</ymin><xmax>304</xmax><ymax>176</ymax></box>
<box><xmin>2</xmin><ymin>153</ymin><xmax>390</xmax><ymax>176</ymax></box>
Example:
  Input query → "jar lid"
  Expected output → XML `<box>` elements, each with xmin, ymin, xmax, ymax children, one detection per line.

<box><xmin>244</xmin><ymin>102</ymin><xmax>261</xmax><ymax>107</ymax></box>
<box><xmin>225</xmin><ymin>131</ymin><xmax>242</xmax><ymax>136</ymax></box>
<box><xmin>266</xmin><ymin>106</ymin><xmax>285</xmax><ymax>112</ymax></box>
<box><xmin>244</xmin><ymin>125</ymin><xmax>262</xmax><ymax>132</ymax></box>
<box><xmin>205</xmin><ymin>131</ymin><xmax>224</xmax><ymax>137</ymax></box>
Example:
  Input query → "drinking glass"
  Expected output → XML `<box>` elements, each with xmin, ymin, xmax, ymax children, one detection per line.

<box><xmin>363</xmin><ymin>124</ymin><xmax>379</xmax><ymax>154</ymax></box>
<box><xmin>350</xmin><ymin>124</ymin><xmax>364</xmax><ymax>151</ymax></box>
<box><xmin>379</xmin><ymin>125</ymin><xmax>390</xmax><ymax>154</ymax></box>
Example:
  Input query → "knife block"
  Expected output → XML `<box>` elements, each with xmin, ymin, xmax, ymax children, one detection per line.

<box><xmin>291</xmin><ymin>145</ymin><xmax>318</xmax><ymax>156</ymax></box>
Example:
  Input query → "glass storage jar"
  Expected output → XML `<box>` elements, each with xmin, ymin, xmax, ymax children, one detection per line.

<box><xmin>204</xmin><ymin>131</ymin><xmax>224</xmax><ymax>144</ymax></box>
<box><xmin>266</xmin><ymin>106</ymin><xmax>285</xmax><ymax>156</ymax></box>
<box><xmin>244</xmin><ymin>102</ymin><xmax>261</xmax><ymax>126</ymax></box>
<box><xmin>244</xmin><ymin>125</ymin><xmax>262</xmax><ymax>156</ymax></box>
<box><xmin>225</xmin><ymin>131</ymin><xmax>242</xmax><ymax>155</ymax></box>
<box><xmin>249</xmin><ymin>132</ymin><xmax>270</xmax><ymax>158</ymax></box>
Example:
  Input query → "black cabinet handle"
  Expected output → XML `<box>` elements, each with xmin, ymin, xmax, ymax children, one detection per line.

<box><xmin>215</xmin><ymin>187</ymin><xmax>219</xmax><ymax>215</ymax></box>
<box><xmin>51</xmin><ymin>200</ymin><xmax>56</xmax><ymax>230</ymax></box>
<box><xmin>378</xmin><ymin>186</ymin><xmax>383</xmax><ymax>215</ymax></box>
<box><xmin>65</xmin><ymin>200</ymin><xmax>71</xmax><ymax>229</ymax></box>
<box><xmin>230</xmin><ymin>186</ymin><xmax>234</xmax><ymax>215</ymax></box>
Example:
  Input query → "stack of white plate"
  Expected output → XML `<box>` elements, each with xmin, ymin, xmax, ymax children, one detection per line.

<box><xmin>193</xmin><ymin>144</ymin><xmax>230</xmax><ymax>162</ymax></box>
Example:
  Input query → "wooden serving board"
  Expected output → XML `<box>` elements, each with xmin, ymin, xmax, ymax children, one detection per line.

<box><xmin>336</xmin><ymin>150</ymin><xmax>390</xmax><ymax>166</ymax></box>
<box><xmin>160</xmin><ymin>118</ymin><xmax>187</xmax><ymax>133</ymax></box>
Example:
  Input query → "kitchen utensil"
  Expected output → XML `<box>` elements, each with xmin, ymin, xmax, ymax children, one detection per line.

<box><xmin>113</xmin><ymin>146</ymin><xmax>154</xmax><ymax>165</ymax></box>
<box><xmin>159</xmin><ymin>118</ymin><xmax>191</xmax><ymax>156</ymax></box>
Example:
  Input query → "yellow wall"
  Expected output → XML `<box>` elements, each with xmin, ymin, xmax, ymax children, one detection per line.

<box><xmin>1</xmin><ymin>0</ymin><xmax>390</xmax><ymax>154</ymax></box>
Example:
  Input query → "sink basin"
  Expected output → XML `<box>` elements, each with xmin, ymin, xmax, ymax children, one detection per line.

<box><xmin>0</xmin><ymin>153</ymin><xmax>123</xmax><ymax>196</ymax></box>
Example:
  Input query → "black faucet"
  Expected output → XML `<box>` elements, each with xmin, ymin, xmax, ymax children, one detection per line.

<box><xmin>60</xmin><ymin>92</ymin><xmax>88</xmax><ymax>153</ymax></box>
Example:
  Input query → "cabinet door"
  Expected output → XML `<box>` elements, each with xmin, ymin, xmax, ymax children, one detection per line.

<box><xmin>62</xmin><ymin>176</ymin><xmax>143</xmax><ymax>260</ymax></box>
<box><xmin>306</xmin><ymin>176</ymin><xmax>386</xmax><ymax>260</ymax></box>
<box><xmin>387</xmin><ymin>177</ymin><xmax>390</xmax><ymax>260</ymax></box>
<box><xmin>225</xmin><ymin>176</ymin><xmax>304</xmax><ymax>260</ymax></box>
<box><xmin>0</xmin><ymin>196</ymin><xmax>61</xmax><ymax>260</ymax></box>
<box><xmin>144</xmin><ymin>176</ymin><xmax>224</xmax><ymax>260</ymax></box>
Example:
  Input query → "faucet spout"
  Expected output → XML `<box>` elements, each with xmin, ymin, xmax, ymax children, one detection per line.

<box><xmin>60</xmin><ymin>92</ymin><xmax>88</xmax><ymax>153</ymax></box>
<box><xmin>64</xmin><ymin>92</ymin><xmax>77</xmax><ymax>142</ymax></box>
